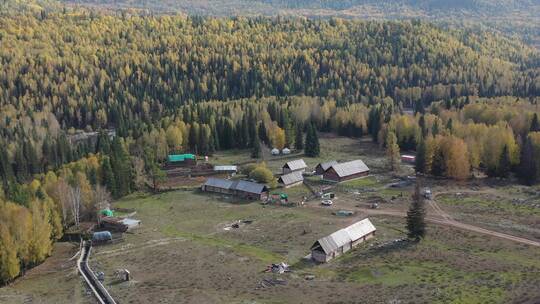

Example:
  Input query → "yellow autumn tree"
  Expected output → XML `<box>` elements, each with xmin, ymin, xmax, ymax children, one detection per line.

<box><xmin>441</xmin><ymin>136</ymin><xmax>470</xmax><ymax>180</ymax></box>
<box><xmin>268</xmin><ymin>124</ymin><xmax>286</xmax><ymax>149</ymax></box>
<box><xmin>0</xmin><ymin>220</ymin><xmax>19</xmax><ymax>284</ymax></box>
<box><xmin>166</xmin><ymin>125</ymin><xmax>183</xmax><ymax>149</ymax></box>
<box><xmin>28</xmin><ymin>200</ymin><xmax>53</xmax><ymax>265</ymax></box>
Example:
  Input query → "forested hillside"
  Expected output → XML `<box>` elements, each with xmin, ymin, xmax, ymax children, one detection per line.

<box><xmin>0</xmin><ymin>10</ymin><xmax>539</xmax><ymax>285</ymax></box>
<box><xmin>57</xmin><ymin>0</ymin><xmax>540</xmax><ymax>48</ymax></box>
<box><xmin>0</xmin><ymin>12</ymin><xmax>538</xmax><ymax>185</ymax></box>
<box><xmin>59</xmin><ymin>0</ymin><xmax>537</xmax><ymax>16</ymax></box>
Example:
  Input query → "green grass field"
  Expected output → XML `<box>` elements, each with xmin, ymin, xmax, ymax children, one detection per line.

<box><xmin>2</xmin><ymin>136</ymin><xmax>540</xmax><ymax>304</ymax></box>
<box><xmin>89</xmin><ymin>186</ymin><xmax>540</xmax><ymax>304</ymax></box>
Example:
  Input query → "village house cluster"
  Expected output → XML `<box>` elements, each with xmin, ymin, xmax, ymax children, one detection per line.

<box><xmin>198</xmin><ymin>157</ymin><xmax>371</xmax><ymax>200</ymax></box>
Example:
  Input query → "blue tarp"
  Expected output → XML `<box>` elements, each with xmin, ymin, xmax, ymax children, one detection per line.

<box><xmin>92</xmin><ymin>231</ymin><xmax>112</xmax><ymax>241</ymax></box>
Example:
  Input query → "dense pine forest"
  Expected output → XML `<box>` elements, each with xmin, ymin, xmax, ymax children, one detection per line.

<box><xmin>0</xmin><ymin>9</ymin><xmax>539</xmax><ymax>284</ymax></box>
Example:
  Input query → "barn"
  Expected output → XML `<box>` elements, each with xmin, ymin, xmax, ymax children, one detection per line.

<box><xmin>202</xmin><ymin>178</ymin><xmax>269</xmax><ymax>200</ymax></box>
<box><xmin>315</xmin><ymin>160</ymin><xmax>338</xmax><ymax>175</ymax></box>
<box><xmin>310</xmin><ymin>218</ymin><xmax>376</xmax><ymax>263</ymax></box>
<box><xmin>323</xmin><ymin>160</ymin><xmax>370</xmax><ymax>182</ymax></box>
<box><xmin>278</xmin><ymin>171</ymin><xmax>304</xmax><ymax>188</ymax></box>
<box><xmin>201</xmin><ymin>178</ymin><xmax>234</xmax><ymax>194</ymax></box>
<box><xmin>282</xmin><ymin>159</ymin><xmax>307</xmax><ymax>174</ymax></box>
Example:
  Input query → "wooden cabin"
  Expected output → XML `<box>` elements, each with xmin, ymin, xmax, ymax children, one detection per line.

<box><xmin>311</xmin><ymin>218</ymin><xmax>376</xmax><ymax>263</ymax></box>
<box><xmin>282</xmin><ymin>159</ymin><xmax>307</xmax><ymax>174</ymax></box>
<box><xmin>323</xmin><ymin>160</ymin><xmax>369</xmax><ymax>183</ymax></box>
<box><xmin>202</xmin><ymin>178</ymin><xmax>269</xmax><ymax>200</ymax></box>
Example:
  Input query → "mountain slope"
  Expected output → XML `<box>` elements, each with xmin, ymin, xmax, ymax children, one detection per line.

<box><xmin>59</xmin><ymin>0</ymin><xmax>538</xmax><ymax>16</ymax></box>
<box><xmin>57</xmin><ymin>0</ymin><xmax>539</xmax><ymax>47</ymax></box>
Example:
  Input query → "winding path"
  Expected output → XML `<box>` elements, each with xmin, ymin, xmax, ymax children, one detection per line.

<box><xmin>357</xmin><ymin>207</ymin><xmax>540</xmax><ymax>247</ymax></box>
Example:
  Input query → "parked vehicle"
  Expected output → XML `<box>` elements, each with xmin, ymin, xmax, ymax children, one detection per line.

<box><xmin>321</xmin><ymin>192</ymin><xmax>335</xmax><ymax>200</ymax></box>
<box><xmin>321</xmin><ymin>200</ymin><xmax>333</xmax><ymax>206</ymax></box>
<box><xmin>423</xmin><ymin>188</ymin><xmax>433</xmax><ymax>200</ymax></box>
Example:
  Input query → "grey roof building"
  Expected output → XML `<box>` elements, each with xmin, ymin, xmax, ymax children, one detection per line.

<box><xmin>323</xmin><ymin>159</ymin><xmax>370</xmax><ymax>182</ymax></box>
<box><xmin>278</xmin><ymin>171</ymin><xmax>304</xmax><ymax>188</ymax></box>
<box><xmin>311</xmin><ymin>218</ymin><xmax>376</xmax><ymax>263</ymax></box>
<box><xmin>204</xmin><ymin>177</ymin><xmax>234</xmax><ymax>189</ymax></box>
<box><xmin>202</xmin><ymin>178</ymin><xmax>269</xmax><ymax>200</ymax></box>
<box><xmin>231</xmin><ymin>180</ymin><xmax>268</xmax><ymax>195</ymax></box>
<box><xmin>214</xmin><ymin>165</ymin><xmax>238</xmax><ymax>173</ymax></box>
<box><xmin>315</xmin><ymin>160</ymin><xmax>338</xmax><ymax>175</ymax></box>
<box><xmin>283</xmin><ymin>159</ymin><xmax>307</xmax><ymax>174</ymax></box>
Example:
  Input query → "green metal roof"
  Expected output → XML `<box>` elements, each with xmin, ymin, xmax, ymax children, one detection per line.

<box><xmin>99</xmin><ymin>209</ymin><xmax>113</xmax><ymax>217</ymax></box>
<box><xmin>168</xmin><ymin>154</ymin><xmax>196</xmax><ymax>162</ymax></box>
<box><xmin>271</xmin><ymin>192</ymin><xmax>288</xmax><ymax>199</ymax></box>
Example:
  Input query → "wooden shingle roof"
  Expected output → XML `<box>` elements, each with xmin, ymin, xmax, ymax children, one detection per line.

<box><xmin>317</xmin><ymin>160</ymin><xmax>338</xmax><ymax>172</ymax></box>
<box><xmin>311</xmin><ymin>218</ymin><xmax>376</xmax><ymax>254</ymax></box>
<box><xmin>330</xmin><ymin>160</ymin><xmax>369</xmax><ymax>177</ymax></box>
<box><xmin>284</xmin><ymin>159</ymin><xmax>307</xmax><ymax>171</ymax></box>
<box><xmin>278</xmin><ymin>171</ymin><xmax>304</xmax><ymax>185</ymax></box>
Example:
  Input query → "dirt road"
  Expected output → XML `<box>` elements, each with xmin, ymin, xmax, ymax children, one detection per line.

<box><xmin>357</xmin><ymin>207</ymin><xmax>540</xmax><ymax>247</ymax></box>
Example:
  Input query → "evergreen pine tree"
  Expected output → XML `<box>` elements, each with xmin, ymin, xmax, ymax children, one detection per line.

<box><xmin>295</xmin><ymin>123</ymin><xmax>304</xmax><ymax>151</ymax></box>
<box><xmin>101</xmin><ymin>156</ymin><xmax>117</xmax><ymax>196</ymax></box>
<box><xmin>304</xmin><ymin>124</ymin><xmax>320</xmax><ymax>157</ymax></box>
<box><xmin>415</xmin><ymin>139</ymin><xmax>426</xmax><ymax>173</ymax></box>
<box><xmin>530</xmin><ymin>114</ymin><xmax>540</xmax><ymax>132</ymax></box>
<box><xmin>13</xmin><ymin>147</ymin><xmax>28</xmax><ymax>183</ymax></box>
<box><xmin>414</xmin><ymin>100</ymin><xmax>425</xmax><ymax>114</ymax></box>
<box><xmin>418</xmin><ymin>115</ymin><xmax>427</xmax><ymax>138</ymax></box>
<box><xmin>88</xmin><ymin>167</ymin><xmax>98</xmax><ymax>185</ymax></box>
<box><xmin>281</xmin><ymin>111</ymin><xmax>294</xmax><ymax>148</ymax></box>
<box><xmin>188</xmin><ymin>123</ymin><xmax>199</xmax><ymax>154</ymax></box>
<box><xmin>23</xmin><ymin>140</ymin><xmax>39</xmax><ymax>175</ymax></box>
<box><xmin>496</xmin><ymin>145</ymin><xmax>511</xmax><ymax>178</ymax></box>
<box><xmin>432</xmin><ymin>121</ymin><xmax>440</xmax><ymax>136</ymax></box>
<box><xmin>221</xmin><ymin>119</ymin><xmax>234</xmax><ymax>150</ymax></box>
<box><xmin>247</xmin><ymin>110</ymin><xmax>257</xmax><ymax>145</ymax></box>
<box><xmin>258</xmin><ymin>121</ymin><xmax>268</xmax><ymax>144</ymax></box>
<box><xmin>110</xmin><ymin>138</ymin><xmax>131</xmax><ymax>197</ymax></box>
<box><xmin>199</xmin><ymin>125</ymin><xmax>210</xmax><ymax>156</ymax></box>
<box><xmin>0</xmin><ymin>145</ymin><xmax>14</xmax><ymax>192</ymax></box>
<box><xmin>212</xmin><ymin>125</ymin><xmax>220</xmax><ymax>151</ymax></box>
<box><xmin>518</xmin><ymin>137</ymin><xmax>537</xmax><ymax>185</ymax></box>
<box><xmin>446</xmin><ymin>118</ymin><xmax>453</xmax><ymax>132</ymax></box>
<box><xmin>96</xmin><ymin>130</ymin><xmax>111</xmax><ymax>154</ymax></box>
<box><xmin>251</xmin><ymin>135</ymin><xmax>261</xmax><ymax>159</ymax></box>
<box><xmin>431</xmin><ymin>148</ymin><xmax>445</xmax><ymax>176</ymax></box>
<box><xmin>368</xmin><ymin>107</ymin><xmax>381</xmax><ymax>142</ymax></box>
<box><xmin>406</xmin><ymin>181</ymin><xmax>427</xmax><ymax>241</ymax></box>
<box><xmin>241</xmin><ymin>115</ymin><xmax>250</xmax><ymax>148</ymax></box>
